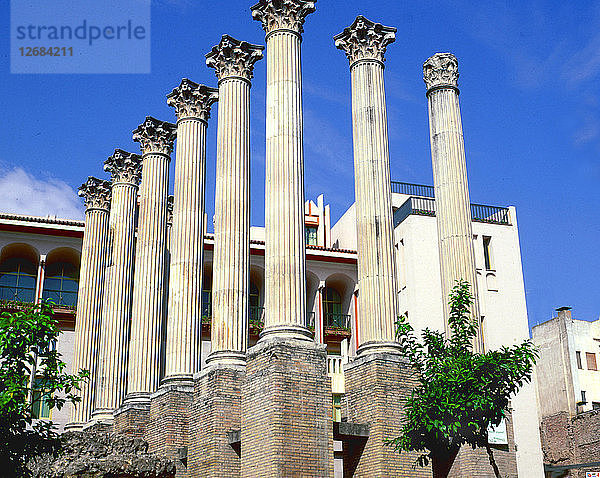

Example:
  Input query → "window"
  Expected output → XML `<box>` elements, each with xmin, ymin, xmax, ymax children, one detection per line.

<box><xmin>323</xmin><ymin>287</ymin><xmax>345</xmax><ymax>328</ymax></box>
<box><xmin>576</xmin><ymin>351</ymin><xmax>583</xmax><ymax>369</ymax></box>
<box><xmin>249</xmin><ymin>282</ymin><xmax>263</xmax><ymax>323</ymax></box>
<box><xmin>483</xmin><ymin>236</ymin><xmax>493</xmax><ymax>270</ymax></box>
<box><xmin>586</xmin><ymin>352</ymin><xmax>598</xmax><ymax>371</ymax></box>
<box><xmin>305</xmin><ymin>226</ymin><xmax>318</xmax><ymax>246</ymax></box>
<box><xmin>201</xmin><ymin>289</ymin><xmax>211</xmax><ymax>319</ymax></box>
<box><xmin>0</xmin><ymin>257</ymin><xmax>37</xmax><ymax>303</ymax></box>
<box><xmin>332</xmin><ymin>394</ymin><xmax>342</xmax><ymax>423</ymax></box>
<box><xmin>592</xmin><ymin>402</ymin><xmax>600</xmax><ymax>411</ymax></box>
<box><xmin>31</xmin><ymin>378</ymin><xmax>51</xmax><ymax>419</ymax></box>
<box><xmin>581</xmin><ymin>391</ymin><xmax>587</xmax><ymax>404</ymax></box>
<box><xmin>42</xmin><ymin>262</ymin><xmax>79</xmax><ymax>307</ymax></box>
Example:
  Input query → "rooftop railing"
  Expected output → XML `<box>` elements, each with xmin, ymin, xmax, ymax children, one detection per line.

<box><xmin>391</xmin><ymin>181</ymin><xmax>434</xmax><ymax>198</ymax></box>
<box><xmin>394</xmin><ymin>196</ymin><xmax>510</xmax><ymax>226</ymax></box>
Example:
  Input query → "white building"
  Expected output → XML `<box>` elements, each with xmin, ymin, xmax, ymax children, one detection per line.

<box><xmin>533</xmin><ymin>307</ymin><xmax>600</xmax><ymax>417</ymax></box>
<box><xmin>332</xmin><ymin>181</ymin><xmax>544</xmax><ymax>477</ymax></box>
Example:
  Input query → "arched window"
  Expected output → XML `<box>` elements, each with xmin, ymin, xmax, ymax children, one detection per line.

<box><xmin>0</xmin><ymin>257</ymin><xmax>37</xmax><ymax>303</ymax></box>
<box><xmin>249</xmin><ymin>282</ymin><xmax>260</xmax><ymax>308</ymax></box>
<box><xmin>42</xmin><ymin>262</ymin><xmax>79</xmax><ymax>307</ymax></box>
<box><xmin>323</xmin><ymin>286</ymin><xmax>342</xmax><ymax>327</ymax></box>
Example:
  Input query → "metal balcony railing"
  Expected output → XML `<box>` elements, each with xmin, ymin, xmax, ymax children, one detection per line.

<box><xmin>249</xmin><ymin>306</ymin><xmax>264</xmax><ymax>325</ymax></box>
<box><xmin>0</xmin><ymin>285</ymin><xmax>35</xmax><ymax>303</ymax></box>
<box><xmin>394</xmin><ymin>196</ymin><xmax>510</xmax><ymax>227</ymax></box>
<box><xmin>391</xmin><ymin>181</ymin><xmax>435</xmax><ymax>198</ymax></box>
<box><xmin>324</xmin><ymin>313</ymin><xmax>351</xmax><ymax>330</ymax></box>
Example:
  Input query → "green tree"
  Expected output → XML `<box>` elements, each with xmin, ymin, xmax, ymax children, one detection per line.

<box><xmin>387</xmin><ymin>280</ymin><xmax>537</xmax><ymax>478</ymax></box>
<box><xmin>0</xmin><ymin>302</ymin><xmax>88</xmax><ymax>477</ymax></box>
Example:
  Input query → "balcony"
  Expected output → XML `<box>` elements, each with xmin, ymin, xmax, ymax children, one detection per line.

<box><xmin>391</xmin><ymin>181</ymin><xmax>435</xmax><ymax>198</ymax></box>
<box><xmin>327</xmin><ymin>355</ymin><xmax>348</xmax><ymax>394</ymax></box>
<box><xmin>324</xmin><ymin>313</ymin><xmax>351</xmax><ymax>331</ymax></box>
<box><xmin>394</xmin><ymin>196</ymin><xmax>510</xmax><ymax>227</ymax></box>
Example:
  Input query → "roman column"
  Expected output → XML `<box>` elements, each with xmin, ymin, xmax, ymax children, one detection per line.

<box><xmin>92</xmin><ymin>150</ymin><xmax>141</xmax><ymax>423</ymax></box>
<box><xmin>162</xmin><ymin>79</ymin><xmax>217</xmax><ymax>384</ymax></box>
<box><xmin>240</xmin><ymin>3</ymin><xmax>332</xmax><ymax>477</ymax></box>
<box><xmin>423</xmin><ymin>53</ymin><xmax>481</xmax><ymax>345</ymax></box>
<box><xmin>334</xmin><ymin>16</ymin><xmax>399</xmax><ymax>355</ymax></box>
<box><xmin>67</xmin><ymin>177</ymin><xmax>111</xmax><ymax>430</ymax></box>
<box><xmin>333</xmin><ymin>17</ymin><xmax>430</xmax><ymax>476</ymax></box>
<box><xmin>252</xmin><ymin>0</ymin><xmax>315</xmax><ymax>339</ymax></box>
<box><xmin>205</xmin><ymin>35</ymin><xmax>263</xmax><ymax>365</ymax></box>
<box><xmin>124</xmin><ymin>117</ymin><xmax>176</xmax><ymax>405</ymax></box>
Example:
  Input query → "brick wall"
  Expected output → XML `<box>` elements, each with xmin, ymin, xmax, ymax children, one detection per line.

<box><xmin>113</xmin><ymin>403</ymin><xmax>150</xmax><ymax>439</ymax></box>
<box><xmin>188</xmin><ymin>365</ymin><xmax>244</xmax><ymax>478</ymax></box>
<box><xmin>541</xmin><ymin>410</ymin><xmax>600</xmax><ymax>477</ymax></box>
<box><xmin>241</xmin><ymin>337</ymin><xmax>333</xmax><ymax>478</ymax></box>
<box><xmin>146</xmin><ymin>384</ymin><xmax>193</xmax><ymax>478</ymax></box>
<box><xmin>343</xmin><ymin>352</ymin><xmax>431</xmax><ymax>478</ymax></box>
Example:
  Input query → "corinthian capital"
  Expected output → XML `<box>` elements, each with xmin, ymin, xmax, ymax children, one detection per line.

<box><xmin>104</xmin><ymin>149</ymin><xmax>142</xmax><ymax>185</ymax></box>
<box><xmin>132</xmin><ymin>116</ymin><xmax>177</xmax><ymax>155</ymax></box>
<box><xmin>206</xmin><ymin>35</ymin><xmax>264</xmax><ymax>82</ymax></box>
<box><xmin>251</xmin><ymin>0</ymin><xmax>316</xmax><ymax>35</ymax></box>
<box><xmin>167</xmin><ymin>79</ymin><xmax>219</xmax><ymax>121</ymax></box>
<box><xmin>334</xmin><ymin>16</ymin><xmax>396</xmax><ymax>66</ymax></box>
<box><xmin>78</xmin><ymin>176</ymin><xmax>112</xmax><ymax>211</ymax></box>
<box><xmin>423</xmin><ymin>53</ymin><xmax>459</xmax><ymax>91</ymax></box>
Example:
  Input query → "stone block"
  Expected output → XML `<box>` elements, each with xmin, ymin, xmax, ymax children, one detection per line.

<box><xmin>241</xmin><ymin>336</ymin><xmax>333</xmax><ymax>478</ymax></box>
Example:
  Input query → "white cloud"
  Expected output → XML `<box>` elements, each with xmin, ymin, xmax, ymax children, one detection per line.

<box><xmin>0</xmin><ymin>168</ymin><xmax>84</xmax><ymax>220</ymax></box>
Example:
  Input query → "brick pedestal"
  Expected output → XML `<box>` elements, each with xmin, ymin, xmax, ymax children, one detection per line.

<box><xmin>448</xmin><ymin>410</ymin><xmax>517</xmax><ymax>478</ymax></box>
<box><xmin>343</xmin><ymin>352</ymin><xmax>430</xmax><ymax>478</ymax></box>
<box><xmin>146</xmin><ymin>383</ymin><xmax>193</xmax><ymax>477</ymax></box>
<box><xmin>241</xmin><ymin>337</ymin><xmax>333</xmax><ymax>477</ymax></box>
<box><xmin>113</xmin><ymin>402</ymin><xmax>150</xmax><ymax>439</ymax></box>
<box><xmin>188</xmin><ymin>364</ymin><xmax>244</xmax><ymax>477</ymax></box>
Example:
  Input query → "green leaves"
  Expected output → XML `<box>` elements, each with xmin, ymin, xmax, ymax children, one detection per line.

<box><xmin>388</xmin><ymin>280</ymin><xmax>537</xmax><ymax>474</ymax></box>
<box><xmin>0</xmin><ymin>302</ymin><xmax>89</xmax><ymax>477</ymax></box>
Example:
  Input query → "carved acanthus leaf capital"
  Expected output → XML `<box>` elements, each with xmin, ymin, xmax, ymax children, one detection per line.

<box><xmin>423</xmin><ymin>53</ymin><xmax>459</xmax><ymax>91</ymax></box>
<box><xmin>78</xmin><ymin>176</ymin><xmax>112</xmax><ymax>211</ymax></box>
<box><xmin>206</xmin><ymin>35</ymin><xmax>264</xmax><ymax>82</ymax></box>
<box><xmin>167</xmin><ymin>195</ymin><xmax>174</xmax><ymax>225</ymax></box>
<box><xmin>132</xmin><ymin>116</ymin><xmax>177</xmax><ymax>155</ymax></box>
<box><xmin>167</xmin><ymin>79</ymin><xmax>219</xmax><ymax>121</ymax></box>
<box><xmin>251</xmin><ymin>0</ymin><xmax>316</xmax><ymax>35</ymax></box>
<box><xmin>334</xmin><ymin>16</ymin><xmax>396</xmax><ymax>66</ymax></box>
<box><xmin>104</xmin><ymin>149</ymin><xmax>142</xmax><ymax>185</ymax></box>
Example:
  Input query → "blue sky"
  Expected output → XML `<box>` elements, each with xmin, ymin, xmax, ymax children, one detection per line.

<box><xmin>1</xmin><ymin>0</ymin><xmax>599</xmax><ymax>328</ymax></box>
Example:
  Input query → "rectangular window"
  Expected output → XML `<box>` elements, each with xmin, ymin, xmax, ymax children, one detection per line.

<box><xmin>31</xmin><ymin>378</ymin><xmax>51</xmax><ymax>419</ymax></box>
<box><xmin>332</xmin><ymin>394</ymin><xmax>342</xmax><ymax>423</ymax></box>
<box><xmin>576</xmin><ymin>351</ymin><xmax>583</xmax><ymax>369</ymax></box>
<box><xmin>581</xmin><ymin>390</ymin><xmax>587</xmax><ymax>403</ymax></box>
<box><xmin>305</xmin><ymin>226</ymin><xmax>318</xmax><ymax>246</ymax></box>
<box><xmin>483</xmin><ymin>236</ymin><xmax>493</xmax><ymax>270</ymax></box>
<box><xmin>586</xmin><ymin>352</ymin><xmax>598</xmax><ymax>371</ymax></box>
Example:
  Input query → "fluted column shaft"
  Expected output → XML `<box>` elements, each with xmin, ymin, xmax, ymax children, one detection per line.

<box><xmin>350</xmin><ymin>60</ymin><xmax>399</xmax><ymax>352</ymax></box>
<box><xmin>263</xmin><ymin>29</ymin><xmax>309</xmax><ymax>338</ymax></box>
<box><xmin>126</xmin><ymin>117</ymin><xmax>175</xmax><ymax>401</ymax></box>
<box><xmin>205</xmin><ymin>35</ymin><xmax>263</xmax><ymax>363</ymax></box>
<box><xmin>424</xmin><ymin>53</ymin><xmax>481</xmax><ymax>346</ymax></box>
<box><xmin>210</xmin><ymin>78</ymin><xmax>251</xmax><ymax>362</ymax></box>
<box><xmin>93</xmin><ymin>151</ymin><xmax>141</xmax><ymax>419</ymax></box>
<box><xmin>164</xmin><ymin>118</ymin><xmax>207</xmax><ymax>380</ymax></box>
<box><xmin>68</xmin><ymin>179</ymin><xmax>111</xmax><ymax>429</ymax></box>
<box><xmin>428</xmin><ymin>88</ymin><xmax>480</xmax><ymax>335</ymax></box>
<box><xmin>335</xmin><ymin>16</ymin><xmax>400</xmax><ymax>354</ymax></box>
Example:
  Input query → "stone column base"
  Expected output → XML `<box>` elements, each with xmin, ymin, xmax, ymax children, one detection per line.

<box><xmin>83</xmin><ymin>420</ymin><xmax>113</xmax><ymax>433</ymax></box>
<box><xmin>145</xmin><ymin>383</ymin><xmax>194</xmax><ymax>477</ymax></box>
<box><xmin>188</xmin><ymin>364</ymin><xmax>244</xmax><ymax>477</ymax></box>
<box><xmin>113</xmin><ymin>402</ymin><xmax>150</xmax><ymax>439</ymax></box>
<box><xmin>241</xmin><ymin>336</ymin><xmax>333</xmax><ymax>478</ymax></box>
<box><xmin>343</xmin><ymin>352</ymin><xmax>431</xmax><ymax>477</ymax></box>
